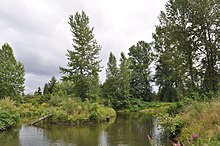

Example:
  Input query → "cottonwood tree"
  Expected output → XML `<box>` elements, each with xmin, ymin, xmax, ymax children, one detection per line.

<box><xmin>0</xmin><ymin>43</ymin><xmax>25</xmax><ymax>99</ymax></box>
<box><xmin>60</xmin><ymin>11</ymin><xmax>101</xmax><ymax>100</ymax></box>
<box><xmin>153</xmin><ymin>0</ymin><xmax>220</xmax><ymax>101</ymax></box>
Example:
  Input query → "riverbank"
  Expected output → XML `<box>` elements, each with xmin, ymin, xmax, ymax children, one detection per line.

<box><xmin>2</xmin><ymin>95</ymin><xmax>220</xmax><ymax>145</ymax></box>
<box><xmin>126</xmin><ymin>96</ymin><xmax>220</xmax><ymax>145</ymax></box>
<box><xmin>178</xmin><ymin>98</ymin><xmax>220</xmax><ymax>145</ymax></box>
<box><xmin>0</xmin><ymin>96</ymin><xmax>116</xmax><ymax>131</ymax></box>
<box><xmin>144</xmin><ymin>98</ymin><xmax>220</xmax><ymax>145</ymax></box>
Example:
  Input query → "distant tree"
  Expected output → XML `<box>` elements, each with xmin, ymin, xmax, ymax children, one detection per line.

<box><xmin>118</xmin><ymin>52</ymin><xmax>131</xmax><ymax>106</ymax></box>
<box><xmin>128</xmin><ymin>41</ymin><xmax>153</xmax><ymax>101</ymax></box>
<box><xmin>55</xmin><ymin>80</ymin><xmax>75</xmax><ymax>95</ymax></box>
<box><xmin>48</xmin><ymin>76</ymin><xmax>57</xmax><ymax>94</ymax></box>
<box><xmin>0</xmin><ymin>43</ymin><xmax>25</xmax><ymax>99</ymax></box>
<box><xmin>35</xmin><ymin>87</ymin><xmax>42</xmax><ymax>95</ymax></box>
<box><xmin>60</xmin><ymin>11</ymin><xmax>101</xmax><ymax>100</ymax></box>
<box><xmin>43</xmin><ymin>83</ymin><xmax>49</xmax><ymax>95</ymax></box>
<box><xmin>102</xmin><ymin>52</ymin><xmax>119</xmax><ymax>101</ymax></box>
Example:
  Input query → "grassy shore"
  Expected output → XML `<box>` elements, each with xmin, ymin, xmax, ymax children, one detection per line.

<box><xmin>0</xmin><ymin>96</ymin><xmax>116</xmax><ymax>131</ymax></box>
<box><xmin>178</xmin><ymin>98</ymin><xmax>220</xmax><ymax>145</ymax></box>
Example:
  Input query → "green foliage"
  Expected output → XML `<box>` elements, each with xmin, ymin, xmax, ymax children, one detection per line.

<box><xmin>128</xmin><ymin>41</ymin><xmax>153</xmax><ymax>101</ymax></box>
<box><xmin>48</xmin><ymin>76</ymin><xmax>57</xmax><ymax>94</ymax></box>
<box><xmin>0</xmin><ymin>98</ymin><xmax>19</xmax><ymax>131</ymax></box>
<box><xmin>55</xmin><ymin>81</ymin><xmax>75</xmax><ymax>96</ymax></box>
<box><xmin>128</xmin><ymin>98</ymin><xmax>147</xmax><ymax>111</ymax></box>
<box><xmin>167</xmin><ymin>102</ymin><xmax>185</xmax><ymax>116</ymax></box>
<box><xmin>0</xmin><ymin>43</ymin><xmax>25</xmax><ymax>99</ymax></box>
<box><xmin>159</xmin><ymin>114</ymin><xmax>185</xmax><ymax>137</ymax></box>
<box><xmin>0</xmin><ymin>109</ymin><xmax>19</xmax><ymax>131</ymax></box>
<box><xmin>60</xmin><ymin>11</ymin><xmax>101</xmax><ymax>100</ymax></box>
<box><xmin>153</xmin><ymin>0</ymin><xmax>220</xmax><ymax>101</ymax></box>
<box><xmin>118</xmin><ymin>52</ymin><xmax>131</xmax><ymax>102</ymax></box>
<box><xmin>34</xmin><ymin>87</ymin><xmax>42</xmax><ymax>95</ymax></box>
<box><xmin>102</xmin><ymin>52</ymin><xmax>132</xmax><ymax>110</ymax></box>
<box><xmin>18</xmin><ymin>94</ymin><xmax>116</xmax><ymax>125</ymax></box>
<box><xmin>102</xmin><ymin>52</ymin><xmax>119</xmax><ymax>100</ymax></box>
<box><xmin>43</xmin><ymin>76</ymin><xmax>57</xmax><ymax>95</ymax></box>
<box><xmin>189</xmin><ymin>91</ymin><xmax>216</xmax><ymax>101</ymax></box>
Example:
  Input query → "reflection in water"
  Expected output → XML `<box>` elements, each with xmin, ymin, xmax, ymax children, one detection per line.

<box><xmin>19</xmin><ymin>125</ymin><xmax>49</xmax><ymax>146</ymax></box>
<box><xmin>0</xmin><ymin>113</ymin><xmax>169</xmax><ymax>146</ymax></box>
<box><xmin>99</xmin><ymin>131</ymin><xmax>109</xmax><ymax>146</ymax></box>
<box><xmin>152</xmin><ymin>118</ymin><xmax>168</xmax><ymax>145</ymax></box>
<box><xmin>0</xmin><ymin>128</ymin><xmax>19</xmax><ymax>146</ymax></box>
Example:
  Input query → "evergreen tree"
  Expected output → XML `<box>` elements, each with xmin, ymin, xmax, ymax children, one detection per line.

<box><xmin>128</xmin><ymin>41</ymin><xmax>153</xmax><ymax>101</ymax></box>
<box><xmin>48</xmin><ymin>76</ymin><xmax>57</xmax><ymax>94</ymax></box>
<box><xmin>60</xmin><ymin>11</ymin><xmax>101</xmax><ymax>100</ymax></box>
<box><xmin>0</xmin><ymin>43</ymin><xmax>25</xmax><ymax>99</ymax></box>
<box><xmin>35</xmin><ymin>87</ymin><xmax>42</xmax><ymax>95</ymax></box>
<box><xmin>118</xmin><ymin>52</ymin><xmax>131</xmax><ymax>106</ymax></box>
<box><xmin>43</xmin><ymin>83</ymin><xmax>49</xmax><ymax>95</ymax></box>
<box><xmin>102</xmin><ymin>52</ymin><xmax>119</xmax><ymax>100</ymax></box>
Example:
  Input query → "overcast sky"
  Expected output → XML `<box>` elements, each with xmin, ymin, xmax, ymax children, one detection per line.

<box><xmin>0</xmin><ymin>0</ymin><xmax>167</xmax><ymax>94</ymax></box>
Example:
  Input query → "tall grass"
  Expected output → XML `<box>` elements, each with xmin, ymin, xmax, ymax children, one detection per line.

<box><xmin>178</xmin><ymin>99</ymin><xmax>220</xmax><ymax>144</ymax></box>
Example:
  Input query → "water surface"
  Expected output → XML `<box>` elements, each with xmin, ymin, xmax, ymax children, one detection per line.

<box><xmin>0</xmin><ymin>112</ymin><xmax>169</xmax><ymax>146</ymax></box>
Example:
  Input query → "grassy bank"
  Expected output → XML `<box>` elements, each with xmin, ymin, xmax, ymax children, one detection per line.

<box><xmin>0</xmin><ymin>96</ymin><xmax>116</xmax><ymax>131</ymax></box>
<box><xmin>156</xmin><ymin>98</ymin><xmax>220</xmax><ymax>145</ymax></box>
<box><xmin>178</xmin><ymin>99</ymin><xmax>220</xmax><ymax>145</ymax></box>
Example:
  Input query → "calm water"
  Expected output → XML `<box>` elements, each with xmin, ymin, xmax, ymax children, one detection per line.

<box><xmin>0</xmin><ymin>112</ymin><xmax>170</xmax><ymax>146</ymax></box>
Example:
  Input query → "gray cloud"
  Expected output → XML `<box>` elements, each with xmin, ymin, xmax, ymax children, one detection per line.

<box><xmin>0</xmin><ymin>0</ymin><xmax>167</xmax><ymax>93</ymax></box>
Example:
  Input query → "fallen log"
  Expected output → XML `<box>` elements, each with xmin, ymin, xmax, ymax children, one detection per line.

<box><xmin>29</xmin><ymin>114</ymin><xmax>52</xmax><ymax>126</ymax></box>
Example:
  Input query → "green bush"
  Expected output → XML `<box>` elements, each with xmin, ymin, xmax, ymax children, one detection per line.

<box><xmin>189</xmin><ymin>91</ymin><xmax>216</xmax><ymax>101</ymax></box>
<box><xmin>0</xmin><ymin>109</ymin><xmax>19</xmax><ymax>131</ymax></box>
<box><xmin>89</xmin><ymin>111</ymin><xmax>98</xmax><ymax>121</ymax></box>
<box><xmin>158</xmin><ymin>114</ymin><xmax>185</xmax><ymax>137</ymax></box>
<box><xmin>167</xmin><ymin>102</ymin><xmax>185</xmax><ymax>116</ymax></box>
<box><xmin>0</xmin><ymin>98</ymin><xmax>19</xmax><ymax>131</ymax></box>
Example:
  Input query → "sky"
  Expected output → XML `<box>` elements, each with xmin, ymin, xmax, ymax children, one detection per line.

<box><xmin>0</xmin><ymin>0</ymin><xmax>167</xmax><ymax>94</ymax></box>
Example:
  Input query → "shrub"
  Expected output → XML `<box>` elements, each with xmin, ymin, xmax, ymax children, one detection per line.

<box><xmin>158</xmin><ymin>114</ymin><xmax>185</xmax><ymax>137</ymax></box>
<box><xmin>167</xmin><ymin>102</ymin><xmax>185</xmax><ymax>116</ymax></box>
<box><xmin>0</xmin><ymin>109</ymin><xmax>19</xmax><ymax>131</ymax></box>
<box><xmin>0</xmin><ymin>98</ymin><xmax>19</xmax><ymax>131</ymax></box>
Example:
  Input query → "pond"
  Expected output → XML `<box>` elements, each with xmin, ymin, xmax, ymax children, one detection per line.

<box><xmin>0</xmin><ymin>112</ymin><xmax>170</xmax><ymax>146</ymax></box>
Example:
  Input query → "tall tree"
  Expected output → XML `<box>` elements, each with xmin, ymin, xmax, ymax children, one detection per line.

<box><xmin>60</xmin><ymin>11</ymin><xmax>101</xmax><ymax>100</ymax></box>
<box><xmin>102</xmin><ymin>52</ymin><xmax>119</xmax><ymax>99</ymax></box>
<box><xmin>153</xmin><ymin>0</ymin><xmax>194</xmax><ymax>101</ymax></box>
<box><xmin>118</xmin><ymin>52</ymin><xmax>131</xmax><ymax>106</ymax></box>
<box><xmin>0</xmin><ymin>43</ymin><xmax>25</xmax><ymax>99</ymax></box>
<box><xmin>153</xmin><ymin>0</ymin><xmax>220</xmax><ymax>101</ymax></box>
<box><xmin>128</xmin><ymin>41</ymin><xmax>153</xmax><ymax>101</ymax></box>
<box><xmin>189</xmin><ymin>0</ymin><xmax>220</xmax><ymax>92</ymax></box>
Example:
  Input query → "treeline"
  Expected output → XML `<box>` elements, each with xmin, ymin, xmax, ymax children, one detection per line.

<box><xmin>0</xmin><ymin>0</ymin><xmax>219</xmax><ymax>110</ymax></box>
<box><xmin>102</xmin><ymin>0</ymin><xmax>219</xmax><ymax>105</ymax></box>
<box><xmin>38</xmin><ymin>0</ymin><xmax>219</xmax><ymax>110</ymax></box>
